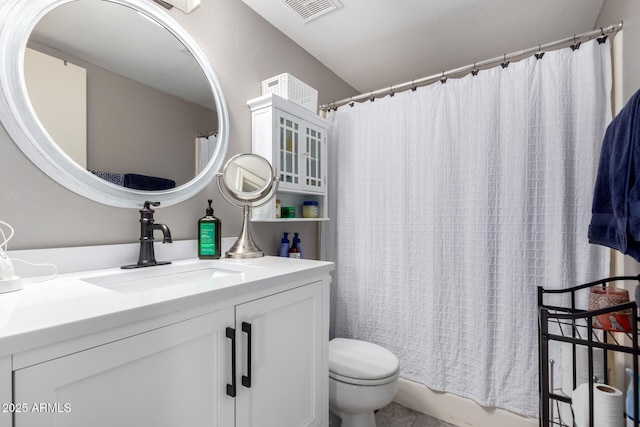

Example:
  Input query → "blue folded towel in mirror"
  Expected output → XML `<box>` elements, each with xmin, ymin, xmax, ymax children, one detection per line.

<box><xmin>123</xmin><ymin>173</ymin><xmax>176</xmax><ymax>191</ymax></box>
<box><xmin>589</xmin><ymin>89</ymin><xmax>640</xmax><ymax>261</ymax></box>
<box><xmin>91</xmin><ymin>171</ymin><xmax>175</xmax><ymax>191</ymax></box>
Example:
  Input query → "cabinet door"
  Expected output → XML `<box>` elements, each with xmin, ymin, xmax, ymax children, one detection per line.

<box><xmin>0</xmin><ymin>356</ymin><xmax>10</xmax><ymax>427</ymax></box>
<box><xmin>14</xmin><ymin>309</ymin><xmax>235</xmax><ymax>427</ymax></box>
<box><xmin>276</xmin><ymin>110</ymin><xmax>302</xmax><ymax>191</ymax></box>
<box><xmin>301</xmin><ymin>123</ymin><xmax>326</xmax><ymax>193</ymax></box>
<box><xmin>235</xmin><ymin>282</ymin><xmax>324</xmax><ymax>427</ymax></box>
<box><xmin>275</xmin><ymin>110</ymin><xmax>327</xmax><ymax>194</ymax></box>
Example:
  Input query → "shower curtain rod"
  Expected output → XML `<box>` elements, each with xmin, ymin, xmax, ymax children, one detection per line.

<box><xmin>320</xmin><ymin>21</ymin><xmax>623</xmax><ymax>111</ymax></box>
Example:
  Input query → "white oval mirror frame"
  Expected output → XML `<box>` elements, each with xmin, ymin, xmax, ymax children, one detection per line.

<box><xmin>0</xmin><ymin>0</ymin><xmax>229</xmax><ymax>208</ymax></box>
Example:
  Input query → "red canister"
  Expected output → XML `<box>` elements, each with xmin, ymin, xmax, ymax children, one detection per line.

<box><xmin>588</xmin><ymin>286</ymin><xmax>632</xmax><ymax>332</ymax></box>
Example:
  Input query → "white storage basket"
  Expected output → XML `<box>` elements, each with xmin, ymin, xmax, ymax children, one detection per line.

<box><xmin>261</xmin><ymin>73</ymin><xmax>318</xmax><ymax>112</ymax></box>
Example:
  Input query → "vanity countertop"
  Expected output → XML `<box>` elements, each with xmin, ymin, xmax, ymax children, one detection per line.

<box><xmin>0</xmin><ymin>256</ymin><xmax>333</xmax><ymax>358</ymax></box>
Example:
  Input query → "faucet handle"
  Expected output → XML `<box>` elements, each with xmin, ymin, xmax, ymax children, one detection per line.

<box><xmin>142</xmin><ymin>201</ymin><xmax>160</xmax><ymax>212</ymax></box>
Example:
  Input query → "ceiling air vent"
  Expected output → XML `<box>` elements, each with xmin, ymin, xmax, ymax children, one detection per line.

<box><xmin>282</xmin><ymin>0</ymin><xmax>343</xmax><ymax>23</ymax></box>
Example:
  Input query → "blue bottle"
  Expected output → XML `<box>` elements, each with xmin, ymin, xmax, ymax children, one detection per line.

<box><xmin>279</xmin><ymin>233</ymin><xmax>290</xmax><ymax>257</ymax></box>
<box><xmin>293</xmin><ymin>232</ymin><xmax>303</xmax><ymax>259</ymax></box>
<box><xmin>626</xmin><ymin>368</ymin><xmax>640</xmax><ymax>425</ymax></box>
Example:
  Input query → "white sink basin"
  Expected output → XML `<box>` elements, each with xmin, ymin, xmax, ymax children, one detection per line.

<box><xmin>81</xmin><ymin>262</ymin><xmax>243</xmax><ymax>294</ymax></box>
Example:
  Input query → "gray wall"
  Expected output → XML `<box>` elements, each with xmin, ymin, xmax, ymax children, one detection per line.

<box><xmin>0</xmin><ymin>0</ymin><xmax>357</xmax><ymax>259</ymax></box>
<box><xmin>29</xmin><ymin>41</ymin><xmax>215</xmax><ymax>187</ymax></box>
<box><xmin>87</xmin><ymin>62</ymin><xmax>214</xmax><ymax>187</ymax></box>
<box><xmin>597</xmin><ymin>0</ymin><xmax>640</xmax><ymax>103</ymax></box>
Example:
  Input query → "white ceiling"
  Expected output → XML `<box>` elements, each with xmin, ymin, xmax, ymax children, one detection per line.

<box><xmin>241</xmin><ymin>0</ymin><xmax>606</xmax><ymax>94</ymax></box>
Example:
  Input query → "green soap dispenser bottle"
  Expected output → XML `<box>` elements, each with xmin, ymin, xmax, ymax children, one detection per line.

<box><xmin>198</xmin><ymin>199</ymin><xmax>221</xmax><ymax>259</ymax></box>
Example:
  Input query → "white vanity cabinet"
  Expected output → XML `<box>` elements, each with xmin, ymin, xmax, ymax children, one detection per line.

<box><xmin>13</xmin><ymin>309</ymin><xmax>236</xmax><ymax>427</ymax></box>
<box><xmin>6</xmin><ymin>270</ymin><xmax>329</xmax><ymax>427</ymax></box>
<box><xmin>248</xmin><ymin>93</ymin><xmax>331</xmax><ymax>221</ymax></box>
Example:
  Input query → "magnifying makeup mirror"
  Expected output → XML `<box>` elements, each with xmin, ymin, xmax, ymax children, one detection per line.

<box><xmin>217</xmin><ymin>153</ymin><xmax>279</xmax><ymax>258</ymax></box>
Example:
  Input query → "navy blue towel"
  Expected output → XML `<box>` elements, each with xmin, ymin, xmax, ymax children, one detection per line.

<box><xmin>124</xmin><ymin>173</ymin><xmax>176</xmax><ymax>191</ymax></box>
<box><xmin>588</xmin><ymin>89</ymin><xmax>640</xmax><ymax>261</ymax></box>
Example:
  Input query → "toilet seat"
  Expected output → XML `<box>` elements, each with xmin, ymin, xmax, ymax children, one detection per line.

<box><xmin>329</xmin><ymin>338</ymin><xmax>399</xmax><ymax>386</ymax></box>
<box><xmin>329</xmin><ymin>369</ymin><xmax>399</xmax><ymax>386</ymax></box>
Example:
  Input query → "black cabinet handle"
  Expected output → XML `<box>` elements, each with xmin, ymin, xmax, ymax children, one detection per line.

<box><xmin>242</xmin><ymin>321</ymin><xmax>252</xmax><ymax>388</ymax></box>
<box><xmin>226</xmin><ymin>327</ymin><xmax>236</xmax><ymax>397</ymax></box>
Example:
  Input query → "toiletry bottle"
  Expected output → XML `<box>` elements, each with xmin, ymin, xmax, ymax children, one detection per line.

<box><xmin>293</xmin><ymin>232</ymin><xmax>303</xmax><ymax>259</ymax></box>
<box><xmin>288</xmin><ymin>235</ymin><xmax>301</xmax><ymax>259</ymax></box>
<box><xmin>198</xmin><ymin>199</ymin><xmax>221</xmax><ymax>259</ymax></box>
<box><xmin>279</xmin><ymin>233</ymin><xmax>290</xmax><ymax>257</ymax></box>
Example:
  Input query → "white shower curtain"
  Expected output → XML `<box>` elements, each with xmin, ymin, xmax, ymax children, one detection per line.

<box><xmin>324</xmin><ymin>39</ymin><xmax>612</xmax><ymax>417</ymax></box>
<box><xmin>196</xmin><ymin>133</ymin><xmax>218</xmax><ymax>173</ymax></box>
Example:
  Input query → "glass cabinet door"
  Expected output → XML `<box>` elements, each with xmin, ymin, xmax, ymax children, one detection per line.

<box><xmin>302</xmin><ymin>124</ymin><xmax>324</xmax><ymax>192</ymax></box>
<box><xmin>276</xmin><ymin>111</ymin><xmax>300</xmax><ymax>190</ymax></box>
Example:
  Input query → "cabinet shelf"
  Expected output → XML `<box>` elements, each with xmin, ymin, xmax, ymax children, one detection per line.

<box><xmin>538</xmin><ymin>276</ymin><xmax>640</xmax><ymax>427</ymax></box>
<box><xmin>251</xmin><ymin>217</ymin><xmax>330</xmax><ymax>223</ymax></box>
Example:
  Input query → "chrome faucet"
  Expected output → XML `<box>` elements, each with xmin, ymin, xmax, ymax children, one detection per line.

<box><xmin>122</xmin><ymin>201</ymin><xmax>173</xmax><ymax>269</ymax></box>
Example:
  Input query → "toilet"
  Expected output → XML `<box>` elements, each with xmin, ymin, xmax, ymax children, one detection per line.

<box><xmin>328</xmin><ymin>338</ymin><xmax>400</xmax><ymax>427</ymax></box>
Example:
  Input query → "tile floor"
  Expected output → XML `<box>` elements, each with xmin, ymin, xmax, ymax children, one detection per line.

<box><xmin>330</xmin><ymin>402</ymin><xmax>456</xmax><ymax>427</ymax></box>
<box><xmin>375</xmin><ymin>403</ymin><xmax>456</xmax><ymax>427</ymax></box>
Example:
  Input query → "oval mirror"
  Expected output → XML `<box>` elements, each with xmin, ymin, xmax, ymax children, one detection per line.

<box><xmin>0</xmin><ymin>0</ymin><xmax>229</xmax><ymax>208</ymax></box>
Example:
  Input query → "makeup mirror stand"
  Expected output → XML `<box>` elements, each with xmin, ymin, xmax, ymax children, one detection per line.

<box><xmin>216</xmin><ymin>154</ymin><xmax>279</xmax><ymax>259</ymax></box>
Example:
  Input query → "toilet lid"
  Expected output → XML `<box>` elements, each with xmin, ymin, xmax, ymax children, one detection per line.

<box><xmin>329</xmin><ymin>338</ymin><xmax>399</xmax><ymax>381</ymax></box>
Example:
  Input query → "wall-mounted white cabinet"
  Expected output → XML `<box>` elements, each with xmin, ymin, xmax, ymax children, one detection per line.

<box><xmin>248</xmin><ymin>94</ymin><xmax>331</xmax><ymax>222</ymax></box>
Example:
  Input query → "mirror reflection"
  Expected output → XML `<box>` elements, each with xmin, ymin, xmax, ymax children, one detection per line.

<box><xmin>25</xmin><ymin>0</ymin><xmax>218</xmax><ymax>190</ymax></box>
<box><xmin>223</xmin><ymin>154</ymin><xmax>274</xmax><ymax>200</ymax></box>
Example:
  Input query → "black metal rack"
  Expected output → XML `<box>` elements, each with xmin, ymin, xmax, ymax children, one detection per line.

<box><xmin>538</xmin><ymin>276</ymin><xmax>640</xmax><ymax>427</ymax></box>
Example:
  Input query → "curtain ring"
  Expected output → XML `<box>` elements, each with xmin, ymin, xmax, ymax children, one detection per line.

<box><xmin>411</xmin><ymin>80</ymin><xmax>417</xmax><ymax>92</ymax></box>
<box><xmin>369</xmin><ymin>92</ymin><xmax>375</xmax><ymax>102</ymax></box>
<box><xmin>570</xmin><ymin>34</ymin><xmax>581</xmax><ymax>51</ymax></box>
<box><xmin>389</xmin><ymin>85</ymin><xmax>395</xmax><ymax>97</ymax></box>
<box><xmin>501</xmin><ymin>53</ymin><xmax>509</xmax><ymax>68</ymax></box>
<box><xmin>440</xmin><ymin>71</ymin><xmax>447</xmax><ymax>84</ymax></box>
<box><xmin>535</xmin><ymin>44</ymin><xmax>545</xmax><ymax>60</ymax></box>
<box><xmin>597</xmin><ymin>27</ymin><xmax>608</xmax><ymax>44</ymax></box>
<box><xmin>472</xmin><ymin>62</ymin><xmax>479</xmax><ymax>76</ymax></box>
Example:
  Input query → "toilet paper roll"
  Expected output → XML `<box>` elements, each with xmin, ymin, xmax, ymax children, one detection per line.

<box><xmin>560</xmin><ymin>344</ymin><xmax>605</xmax><ymax>425</ymax></box>
<box><xmin>573</xmin><ymin>383</ymin><xmax>624</xmax><ymax>427</ymax></box>
<box><xmin>561</xmin><ymin>343</ymin><xmax>605</xmax><ymax>396</ymax></box>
